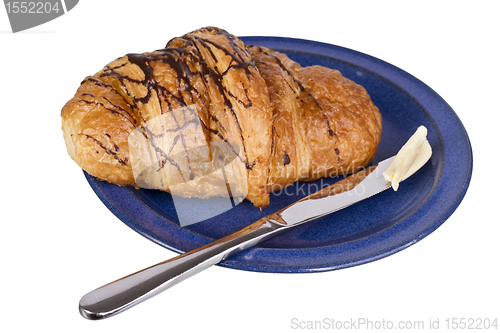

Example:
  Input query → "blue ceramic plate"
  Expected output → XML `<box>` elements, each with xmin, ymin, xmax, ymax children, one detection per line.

<box><xmin>85</xmin><ymin>37</ymin><xmax>472</xmax><ymax>273</ymax></box>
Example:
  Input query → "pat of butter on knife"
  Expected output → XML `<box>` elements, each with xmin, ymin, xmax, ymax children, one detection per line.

<box><xmin>383</xmin><ymin>126</ymin><xmax>432</xmax><ymax>191</ymax></box>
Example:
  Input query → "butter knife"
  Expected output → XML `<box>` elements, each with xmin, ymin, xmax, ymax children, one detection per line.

<box><xmin>80</xmin><ymin>155</ymin><xmax>399</xmax><ymax>320</ymax></box>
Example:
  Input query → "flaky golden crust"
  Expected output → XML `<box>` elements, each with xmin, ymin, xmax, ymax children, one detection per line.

<box><xmin>166</xmin><ymin>28</ymin><xmax>273</xmax><ymax>207</ymax></box>
<box><xmin>61</xmin><ymin>77</ymin><xmax>137</xmax><ymax>186</ymax></box>
<box><xmin>248</xmin><ymin>46</ymin><xmax>382</xmax><ymax>191</ymax></box>
<box><xmin>61</xmin><ymin>27</ymin><xmax>382</xmax><ymax>208</ymax></box>
<box><xmin>61</xmin><ymin>27</ymin><xmax>273</xmax><ymax>206</ymax></box>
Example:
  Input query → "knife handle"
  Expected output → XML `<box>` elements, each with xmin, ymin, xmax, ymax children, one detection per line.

<box><xmin>79</xmin><ymin>215</ymin><xmax>287</xmax><ymax>320</ymax></box>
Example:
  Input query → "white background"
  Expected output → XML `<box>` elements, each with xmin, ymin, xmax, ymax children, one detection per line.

<box><xmin>1</xmin><ymin>1</ymin><xmax>498</xmax><ymax>332</ymax></box>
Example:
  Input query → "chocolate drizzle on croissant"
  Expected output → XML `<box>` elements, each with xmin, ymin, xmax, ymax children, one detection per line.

<box><xmin>252</xmin><ymin>45</ymin><xmax>336</xmax><ymax>138</ymax></box>
<box><xmin>61</xmin><ymin>27</ymin><xmax>382</xmax><ymax>208</ymax></box>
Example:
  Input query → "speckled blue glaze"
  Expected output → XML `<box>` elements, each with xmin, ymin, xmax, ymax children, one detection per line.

<box><xmin>84</xmin><ymin>37</ymin><xmax>472</xmax><ymax>273</ymax></box>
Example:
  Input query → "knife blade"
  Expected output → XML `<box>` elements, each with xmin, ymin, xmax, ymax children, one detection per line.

<box><xmin>79</xmin><ymin>156</ymin><xmax>397</xmax><ymax>320</ymax></box>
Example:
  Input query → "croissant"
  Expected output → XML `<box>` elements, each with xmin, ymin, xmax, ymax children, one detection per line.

<box><xmin>61</xmin><ymin>27</ymin><xmax>382</xmax><ymax>208</ymax></box>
